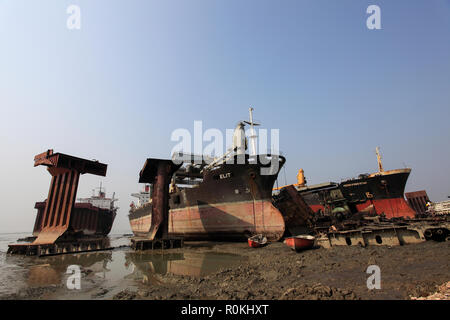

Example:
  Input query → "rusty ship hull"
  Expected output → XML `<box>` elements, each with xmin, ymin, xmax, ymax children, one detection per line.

<box><xmin>33</xmin><ymin>201</ymin><xmax>116</xmax><ymax>237</ymax></box>
<box><xmin>129</xmin><ymin>155</ymin><xmax>288</xmax><ymax>241</ymax></box>
<box><xmin>130</xmin><ymin>199</ymin><xmax>285</xmax><ymax>241</ymax></box>
<box><xmin>300</xmin><ymin>168</ymin><xmax>415</xmax><ymax>219</ymax></box>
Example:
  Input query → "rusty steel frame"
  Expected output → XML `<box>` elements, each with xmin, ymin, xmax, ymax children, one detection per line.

<box><xmin>273</xmin><ymin>185</ymin><xmax>315</xmax><ymax>236</ymax></box>
<box><xmin>138</xmin><ymin>158</ymin><xmax>182</xmax><ymax>241</ymax></box>
<box><xmin>7</xmin><ymin>237</ymin><xmax>112</xmax><ymax>257</ymax></box>
<box><xmin>8</xmin><ymin>150</ymin><xmax>108</xmax><ymax>255</ymax></box>
<box><xmin>316</xmin><ymin>218</ymin><xmax>450</xmax><ymax>248</ymax></box>
<box><xmin>405</xmin><ymin>190</ymin><xmax>430</xmax><ymax>215</ymax></box>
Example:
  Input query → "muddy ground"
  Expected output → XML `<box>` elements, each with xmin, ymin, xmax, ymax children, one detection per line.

<box><xmin>113</xmin><ymin>240</ymin><xmax>450</xmax><ymax>300</ymax></box>
<box><xmin>3</xmin><ymin>239</ymin><xmax>449</xmax><ymax>300</ymax></box>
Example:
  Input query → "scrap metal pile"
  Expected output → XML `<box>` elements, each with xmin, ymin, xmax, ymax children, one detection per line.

<box><xmin>282</xmin><ymin>191</ymin><xmax>450</xmax><ymax>248</ymax></box>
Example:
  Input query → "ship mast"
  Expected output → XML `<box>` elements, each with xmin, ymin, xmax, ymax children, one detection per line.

<box><xmin>96</xmin><ymin>181</ymin><xmax>105</xmax><ymax>198</ymax></box>
<box><xmin>244</xmin><ymin>107</ymin><xmax>260</xmax><ymax>156</ymax></box>
<box><xmin>201</xmin><ymin>108</ymin><xmax>261</xmax><ymax>171</ymax></box>
<box><xmin>376</xmin><ymin>146</ymin><xmax>384</xmax><ymax>173</ymax></box>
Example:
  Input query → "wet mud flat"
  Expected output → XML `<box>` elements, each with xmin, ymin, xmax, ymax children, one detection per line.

<box><xmin>113</xmin><ymin>241</ymin><xmax>450</xmax><ymax>300</ymax></box>
<box><xmin>1</xmin><ymin>240</ymin><xmax>449</xmax><ymax>300</ymax></box>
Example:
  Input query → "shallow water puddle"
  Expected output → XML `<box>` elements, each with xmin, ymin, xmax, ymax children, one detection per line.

<box><xmin>0</xmin><ymin>244</ymin><xmax>246</xmax><ymax>297</ymax></box>
<box><xmin>124</xmin><ymin>251</ymin><xmax>245</xmax><ymax>282</ymax></box>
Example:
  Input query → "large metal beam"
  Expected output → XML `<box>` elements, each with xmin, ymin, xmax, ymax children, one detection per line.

<box><xmin>139</xmin><ymin>158</ymin><xmax>181</xmax><ymax>240</ymax></box>
<box><xmin>34</xmin><ymin>149</ymin><xmax>107</xmax><ymax>176</ymax></box>
<box><xmin>32</xmin><ymin>150</ymin><xmax>107</xmax><ymax>245</ymax></box>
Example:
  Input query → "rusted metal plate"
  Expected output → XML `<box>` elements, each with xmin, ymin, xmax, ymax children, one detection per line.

<box><xmin>147</xmin><ymin>160</ymin><xmax>181</xmax><ymax>240</ymax></box>
<box><xmin>22</xmin><ymin>150</ymin><xmax>109</xmax><ymax>247</ymax></box>
<box><xmin>318</xmin><ymin>218</ymin><xmax>450</xmax><ymax>248</ymax></box>
<box><xmin>8</xmin><ymin>237</ymin><xmax>112</xmax><ymax>256</ymax></box>
<box><xmin>33</xmin><ymin>227</ymin><xmax>68</xmax><ymax>245</ymax></box>
<box><xmin>139</xmin><ymin>158</ymin><xmax>181</xmax><ymax>183</ymax></box>
<box><xmin>355</xmin><ymin>198</ymin><xmax>416</xmax><ymax>218</ymax></box>
<box><xmin>405</xmin><ymin>190</ymin><xmax>430</xmax><ymax>215</ymax></box>
<box><xmin>34</xmin><ymin>169</ymin><xmax>80</xmax><ymax>244</ymax></box>
<box><xmin>273</xmin><ymin>185</ymin><xmax>314</xmax><ymax>236</ymax></box>
<box><xmin>168</xmin><ymin>200</ymin><xmax>286</xmax><ymax>241</ymax></box>
<box><xmin>34</xmin><ymin>149</ymin><xmax>107</xmax><ymax>176</ymax></box>
<box><xmin>34</xmin><ymin>149</ymin><xmax>54</xmax><ymax>166</ymax></box>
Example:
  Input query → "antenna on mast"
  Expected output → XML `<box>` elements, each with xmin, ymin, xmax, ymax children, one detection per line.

<box><xmin>96</xmin><ymin>181</ymin><xmax>105</xmax><ymax>198</ymax></box>
<box><xmin>376</xmin><ymin>147</ymin><xmax>384</xmax><ymax>172</ymax></box>
<box><xmin>243</xmin><ymin>107</ymin><xmax>260</xmax><ymax>156</ymax></box>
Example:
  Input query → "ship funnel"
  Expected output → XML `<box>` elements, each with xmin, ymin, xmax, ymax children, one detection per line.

<box><xmin>232</xmin><ymin>122</ymin><xmax>247</xmax><ymax>155</ymax></box>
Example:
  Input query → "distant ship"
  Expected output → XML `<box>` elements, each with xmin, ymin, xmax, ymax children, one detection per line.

<box><xmin>281</xmin><ymin>147</ymin><xmax>416</xmax><ymax>219</ymax></box>
<box><xmin>129</xmin><ymin>108</ymin><xmax>290</xmax><ymax>241</ymax></box>
<box><xmin>33</xmin><ymin>184</ymin><xmax>118</xmax><ymax>237</ymax></box>
<box><xmin>130</xmin><ymin>184</ymin><xmax>152</xmax><ymax>210</ymax></box>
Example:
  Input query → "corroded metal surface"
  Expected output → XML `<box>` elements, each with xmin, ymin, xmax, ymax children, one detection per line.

<box><xmin>273</xmin><ymin>185</ymin><xmax>314</xmax><ymax>236</ymax></box>
<box><xmin>32</xmin><ymin>150</ymin><xmax>107</xmax><ymax>245</ymax></box>
<box><xmin>138</xmin><ymin>158</ymin><xmax>181</xmax><ymax>240</ymax></box>
<box><xmin>34</xmin><ymin>149</ymin><xmax>107</xmax><ymax>175</ymax></box>
<box><xmin>9</xmin><ymin>150</ymin><xmax>110</xmax><ymax>254</ymax></box>
<box><xmin>33</xmin><ymin>201</ymin><xmax>116</xmax><ymax>238</ymax></box>
<box><xmin>34</xmin><ymin>169</ymin><xmax>80</xmax><ymax>244</ymax></box>
<box><xmin>130</xmin><ymin>155</ymin><xmax>288</xmax><ymax>241</ymax></box>
<box><xmin>317</xmin><ymin>218</ymin><xmax>450</xmax><ymax>248</ymax></box>
<box><xmin>405</xmin><ymin>190</ymin><xmax>430</xmax><ymax>215</ymax></box>
<box><xmin>7</xmin><ymin>237</ymin><xmax>112</xmax><ymax>256</ymax></box>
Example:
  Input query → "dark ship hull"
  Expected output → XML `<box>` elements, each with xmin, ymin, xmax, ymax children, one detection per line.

<box><xmin>129</xmin><ymin>155</ymin><xmax>288</xmax><ymax>241</ymax></box>
<box><xmin>33</xmin><ymin>201</ymin><xmax>116</xmax><ymax>237</ymax></box>
<box><xmin>299</xmin><ymin>168</ymin><xmax>415</xmax><ymax>219</ymax></box>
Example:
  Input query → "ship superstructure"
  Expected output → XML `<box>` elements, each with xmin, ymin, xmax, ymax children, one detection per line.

<box><xmin>77</xmin><ymin>183</ymin><xmax>118</xmax><ymax>211</ymax></box>
<box><xmin>130</xmin><ymin>184</ymin><xmax>152</xmax><ymax>209</ymax></box>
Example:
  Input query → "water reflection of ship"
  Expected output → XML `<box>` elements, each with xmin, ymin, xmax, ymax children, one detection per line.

<box><xmin>23</xmin><ymin>251</ymin><xmax>113</xmax><ymax>287</ymax></box>
<box><xmin>124</xmin><ymin>251</ymin><xmax>244</xmax><ymax>282</ymax></box>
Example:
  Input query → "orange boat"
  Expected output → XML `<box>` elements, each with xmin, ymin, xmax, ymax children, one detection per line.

<box><xmin>284</xmin><ymin>235</ymin><xmax>315</xmax><ymax>251</ymax></box>
<box><xmin>248</xmin><ymin>234</ymin><xmax>268</xmax><ymax>248</ymax></box>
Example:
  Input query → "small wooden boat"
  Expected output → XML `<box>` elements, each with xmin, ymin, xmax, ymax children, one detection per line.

<box><xmin>248</xmin><ymin>234</ymin><xmax>268</xmax><ymax>248</ymax></box>
<box><xmin>284</xmin><ymin>235</ymin><xmax>315</xmax><ymax>251</ymax></box>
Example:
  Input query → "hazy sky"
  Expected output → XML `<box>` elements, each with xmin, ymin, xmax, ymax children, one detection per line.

<box><xmin>0</xmin><ymin>1</ymin><xmax>449</xmax><ymax>234</ymax></box>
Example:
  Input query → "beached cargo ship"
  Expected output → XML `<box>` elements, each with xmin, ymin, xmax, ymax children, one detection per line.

<box><xmin>281</xmin><ymin>148</ymin><xmax>416</xmax><ymax>219</ymax></box>
<box><xmin>336</xmin><ymin>168</ymin><xmax>414</xmax><ymax>218</ymax></box>
<box><xmin>129</xmin><ymin>109</ymin><xmax>300</xmax><ymax>241</ymax></box>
